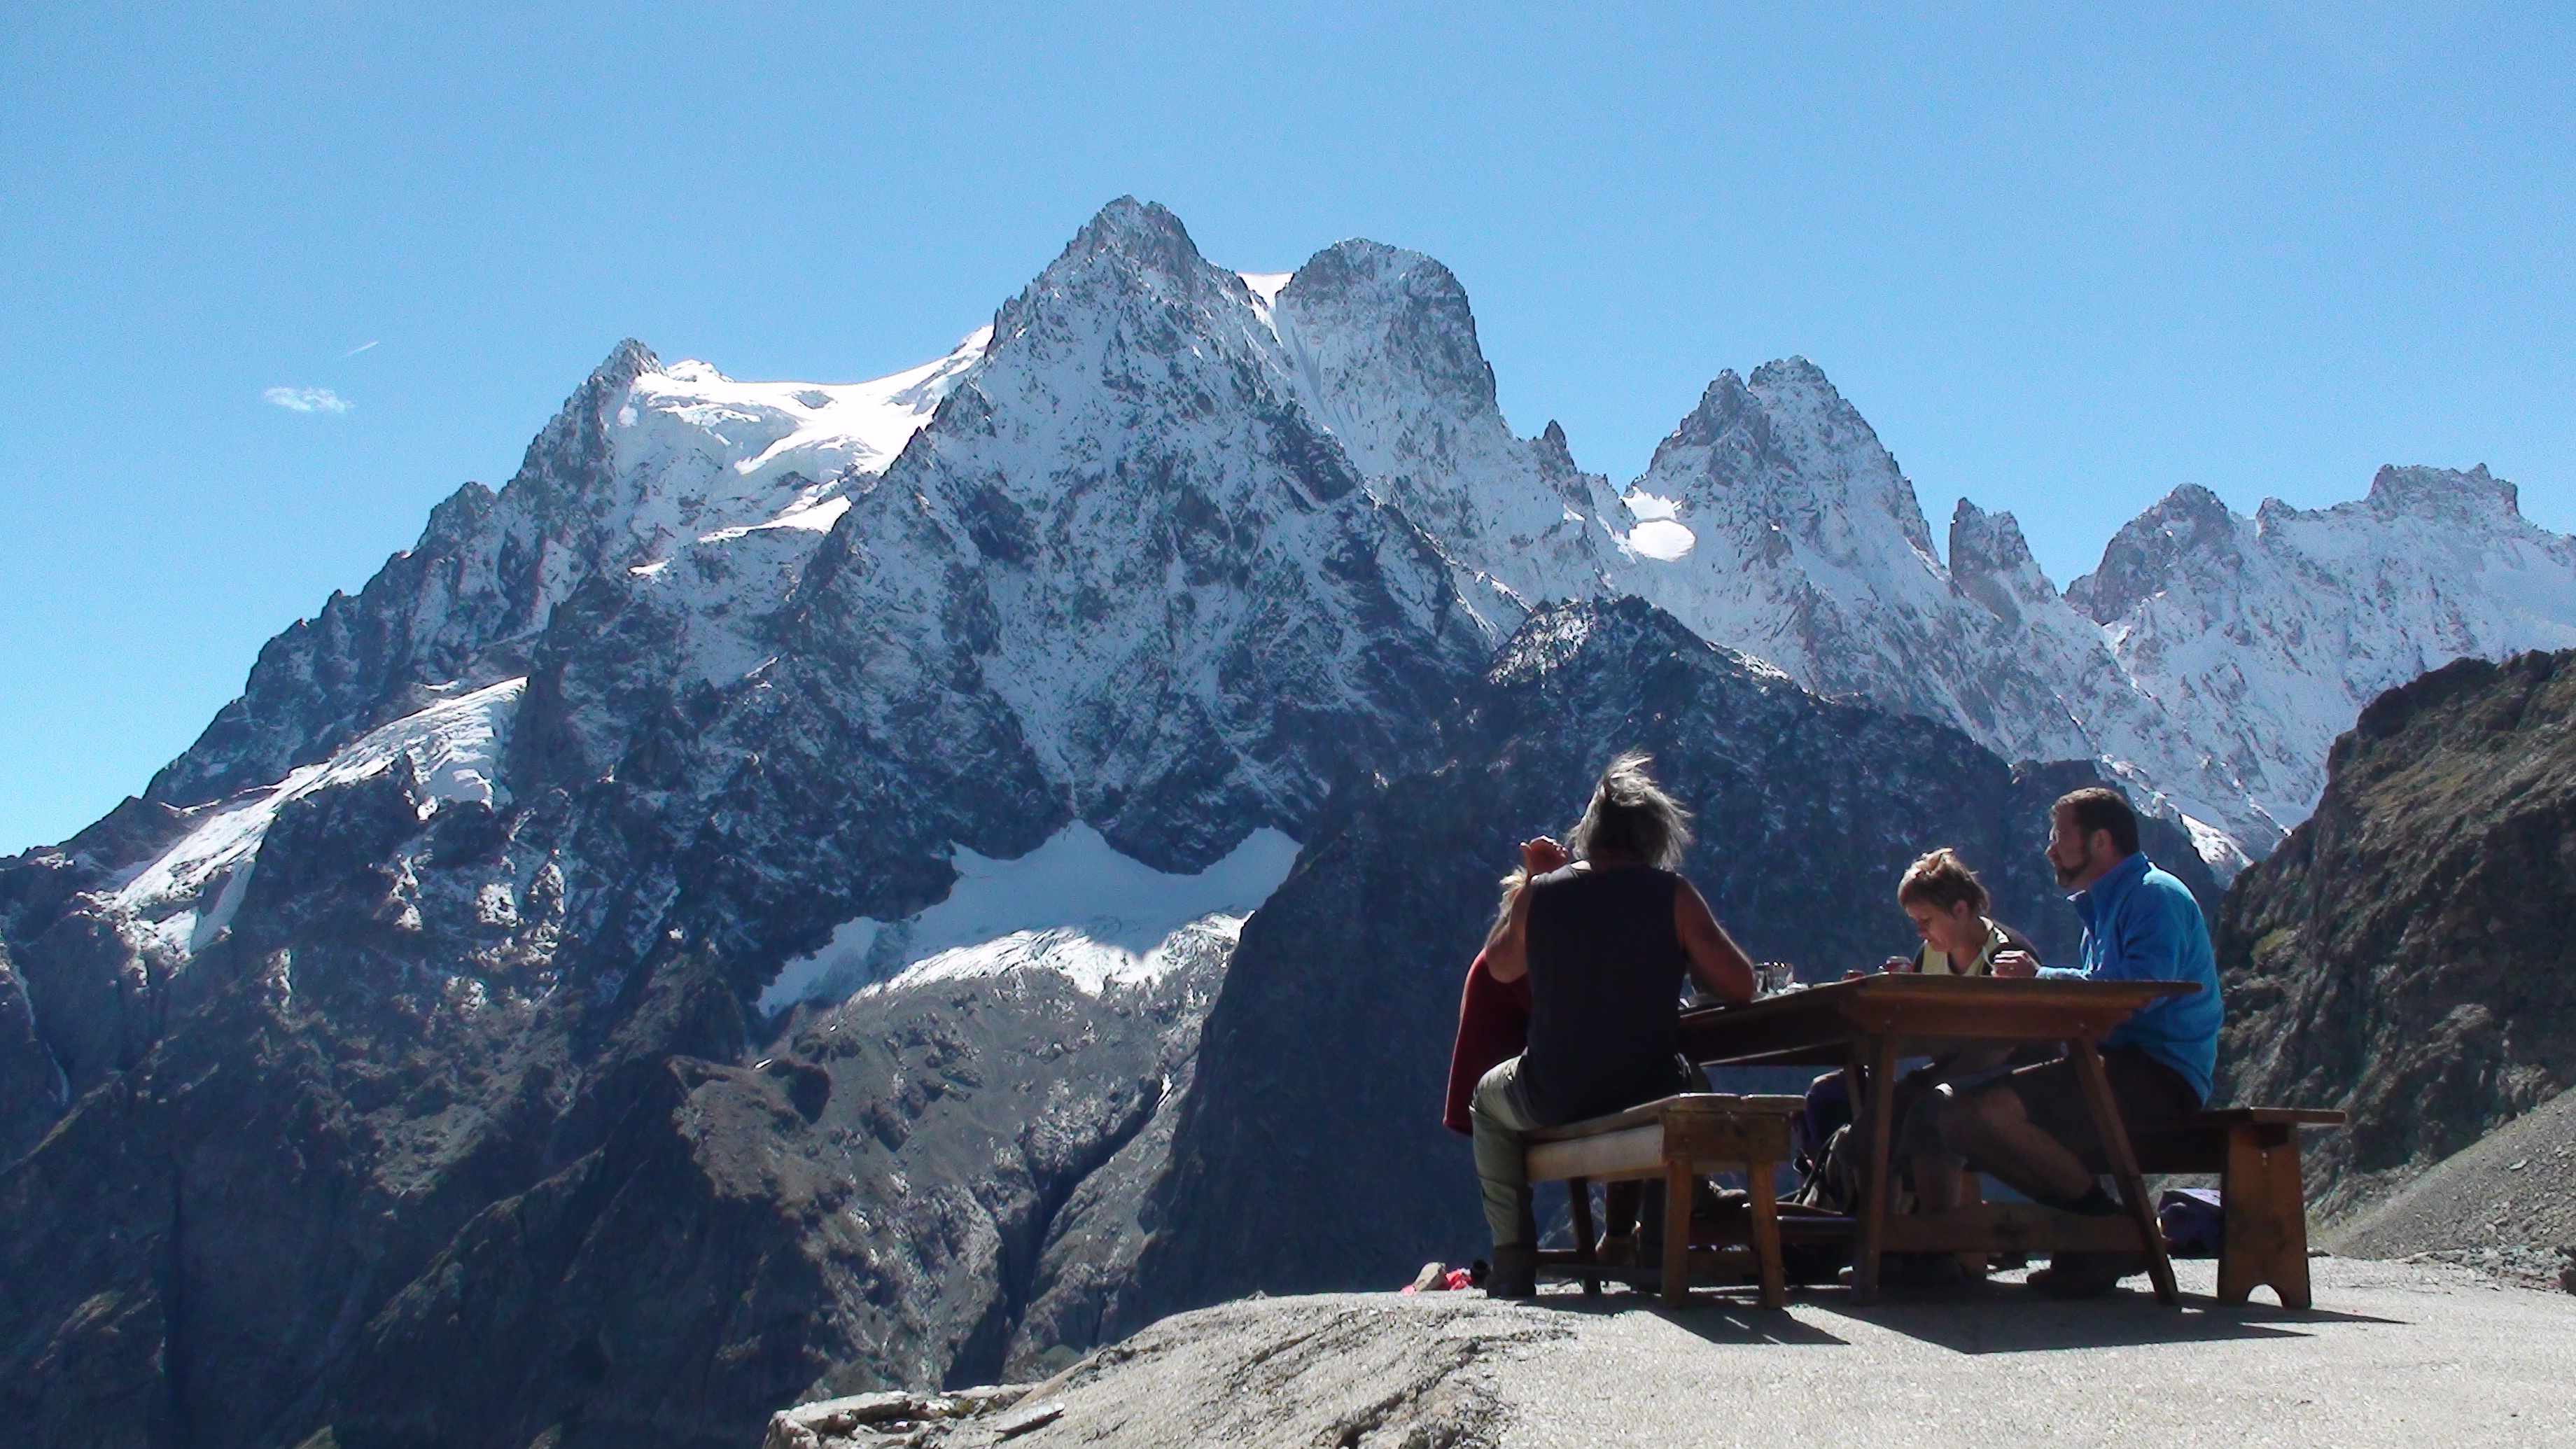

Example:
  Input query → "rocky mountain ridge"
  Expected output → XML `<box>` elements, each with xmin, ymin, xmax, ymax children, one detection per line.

<box><xmin>2217</xmin><ymin>648</ymin><xmax>2576</xmax><ymax>1220</ymax></box>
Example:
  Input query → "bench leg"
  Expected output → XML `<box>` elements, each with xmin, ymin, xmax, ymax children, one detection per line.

<box><xmin>1569</xmin><ymin>1176</ymin><xmax>1601</xmax><ymax>1298</ymax></box>
<box><xmin>2220</xmin><ymin>1125</ymin><xmax>2312</xmax><ymax>1310</ymax></box>
<box><xmin>1957</xmin><ymin>1167</ymin><xmax>1988</xmax><ymax>1277</ymax></box>
<box><xmin>1748</xmin><ymin>1158</ymin><xmax>1786</xmax><ymax>1310</ymax></box>
<box><xmin>1662</xmin><ymin>1161</ymin><xmax>1693</xmax><ymax>1308</ymax></box>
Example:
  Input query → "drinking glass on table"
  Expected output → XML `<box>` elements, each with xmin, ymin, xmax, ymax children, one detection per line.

<box><xmin>1756</xmin><ymin>961</ymin><xmax>1798</xmax><ymax>997</ymax></box>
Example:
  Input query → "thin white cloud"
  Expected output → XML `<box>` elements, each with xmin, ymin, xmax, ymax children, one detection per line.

<box><xmin>264</xmin><ymin>386</ymin><xmax>354</xmax><ymax>414</ymax></box>
<box><xmin>341</xmin><ymin>340</ymin><xmax>379</xmax><ymax>358</ymax></box>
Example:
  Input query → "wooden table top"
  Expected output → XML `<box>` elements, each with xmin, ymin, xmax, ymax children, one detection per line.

<box><xmin>1679</xmin><ymin>973</ymin><xmax>2201</xmax><ymax>1068</ymax></box>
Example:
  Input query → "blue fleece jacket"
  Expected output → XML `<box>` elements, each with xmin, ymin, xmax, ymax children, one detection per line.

<box><xmin>2037</xmin><ymin>851</ymin><xmax>2222</xmax><ymax>1102</ymax></box>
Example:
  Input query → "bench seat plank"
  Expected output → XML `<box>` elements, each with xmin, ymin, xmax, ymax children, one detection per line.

<box><xmin>1525</xmin><ymin>1093</ymin><xmax>1803</xmax><ymax>1142</ymax></box>
<box><xmin>1526</xmin><ymin>1124</ymin><xmax>1669</xmax><ymax>1184</ymax></box>
<box><xmin>2167</xmin><ymin>1108</ymin><xmax>2347</xmax><ymax>1128</ymax></box>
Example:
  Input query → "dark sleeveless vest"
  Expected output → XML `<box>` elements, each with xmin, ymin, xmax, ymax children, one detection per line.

<box><xmin>1518</xmin><ymin>863</ymin><xmax>1689</xmax><ymax>1125</ymax></box>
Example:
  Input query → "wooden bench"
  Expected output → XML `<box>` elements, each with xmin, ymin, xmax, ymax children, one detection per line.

<box><xmin>2126</xmin><ymin>1107</ymin><xmax>2346</xmax><ymax>1309</ymax></box>
<box><xmin>1524</xmin><ymin>1093</ymin><xmax>1803</xmax><ymax>1308</ymax></box>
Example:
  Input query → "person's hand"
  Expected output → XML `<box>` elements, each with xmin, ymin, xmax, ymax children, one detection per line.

<box><xmin>1521</xmin><ymin>836</ymin><xmax>1569</xmax><ymax>875</ymax></box>
<box><xmin>1991</xmin><ymin>949</ymin><xmax>2040</xmax><ymax>979</ymax></box>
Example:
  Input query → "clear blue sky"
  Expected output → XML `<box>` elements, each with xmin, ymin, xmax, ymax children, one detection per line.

<box><xmin>4</xmin><ymin>3</ymin><xmax>2569</xmax><ymax>853</ymax></box>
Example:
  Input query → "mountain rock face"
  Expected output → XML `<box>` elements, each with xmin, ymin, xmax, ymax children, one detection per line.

<box><xmin>1263</xmin><ymin>240</ymin><xmax>1632</xmax><ymax>612</ymax></box>
<box><xmin>2216</xmin><ymin>649</ymin><xmax>2576</xmax><ymax>1219</ymax></box>
<box><xmin>321</xmin><ymin>937</ymin><xmax>1226</xmax><ymax>1446</ymax></box>
<box><xmin>144</xmin><ymin>332</ymin><xmax>987</xmax><ymax>813</ymax></box>
<box><xmin>0</xmin><ymin>942</ymin><xmax>61</xmax><ymax>1165</ymax></box>
<box><xmin>1118</xmin><ymin>597</ymin><xmax>2215</xmax><ymax>1322</ymax></box>
<box><xmin>0</xmin><ymin>194</ymin><xmax>2563</xmax><ymax>1449</ymax></box>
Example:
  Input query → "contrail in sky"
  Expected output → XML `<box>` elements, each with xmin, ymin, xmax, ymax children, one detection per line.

<box><xmin>342</xmin><ymin>340</ymin><xmax>380</xmax><ymax>358</ymax></box>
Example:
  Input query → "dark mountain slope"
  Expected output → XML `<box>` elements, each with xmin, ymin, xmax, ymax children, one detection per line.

<box><xmin>2217</xmin><ymin>648</ymin><xmax>2576</xmax><ymax>1218</ymax></box>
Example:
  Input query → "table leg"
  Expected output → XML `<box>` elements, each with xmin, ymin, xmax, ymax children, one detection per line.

<box><xmin>1569</xmin><ymin>1176</ymin><xmax>1600</xmax><ymax>1299</ymax></box>
<box><xmin>1853</xmin><ymin>1033</ymin><xmax>1898</xmax><ymax>1305</ymax></box>
<box><xmin>2068</xmin><ymin>1038</ymin><xmax>2180</xmax><ymax>1307</ymax></box>
<box><xmin>1662</xmin><ymin>1160</ymin><xmax>1693</xmax><ymax>1308</ymax></box>
<box><xmin>1748</xmin><ymin>1155</ymin><xmax>1786</xmax><ymax>1310</ymax></box>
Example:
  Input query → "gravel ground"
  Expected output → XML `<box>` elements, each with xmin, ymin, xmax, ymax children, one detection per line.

<box><xmin>1490</xmin><ymin>1259</ymin><xmax>2576</xmax><ymax>1449</ymax></box>
<box><xmin>2328</xmin><ymin>1086</ymin><xmax>2576</xmax><ymax>1277</ymax></box>
<box><xmin>774</xmin><ymin>1256</ymin><xmax>2576</xmax><ymax>1448</ymax></box>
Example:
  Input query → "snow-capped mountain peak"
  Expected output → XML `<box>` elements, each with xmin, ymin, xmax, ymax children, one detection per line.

<box><xmin>2066</xmin><ymin>465</ymin><xmax>2576</xmax><ymax>829</ymax></box>
<box><xmin>1948</xmin><ymin>499</ymin><xmax>2058</xmax><ymax>627</ymax></box>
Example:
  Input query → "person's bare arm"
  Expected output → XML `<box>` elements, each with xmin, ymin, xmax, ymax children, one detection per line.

<box><xmin>1484</xmin><ymin>884</ymin><xmax>1534</xmax><ymax>983</ymax></box>
<box><xmin>1483</xmin><ymin>837</ymin><xmax>1567</xmax><ymax>984</ymax></box>
<box><xmin>1674</xmin><ymin>878</ymin><xmax>1756</xmax><ymax>1003</ymax></box>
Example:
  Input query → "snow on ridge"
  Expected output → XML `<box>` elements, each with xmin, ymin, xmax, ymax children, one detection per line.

<box><xmin>696</xmin><ymin>493</ymin><xmax>853</xmax><ymax>545</ymax></box>
<box><xmin>1237</xmin><ymin>272</ymin><xmax>1294</xmax><ymax>305</ymax></box>
<box><xmin>627</xmin><ymin>326</ymin><xmax>991</xmax><ymax>491</ymax></box>
<box><xmin>108</xmin><ymin>678</ymin><xmax>526</xmax><ymax>961</ymax></box>
<box><xmin>608</xmin><ymin>327</ymin><xmax>991</xmax><ymax>573</ymax></box>
<box><xmin>883</xmin><ymin>916</ymin><xmax>1247</xmax><ymax>998</ymax></box>
<box><xmin>757</xmin><ymin>823</ymin><xmax>1301</xmax><ymax>1011</ymax></box>
<box><xmin>1624</xmin><ymin>519</ymin><xmax>1697</xmax><ymax>561</ymax></box>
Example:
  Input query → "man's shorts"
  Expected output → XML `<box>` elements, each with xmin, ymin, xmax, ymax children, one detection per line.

<box><xmin>1977</xmin><ymin>1046</ymin><xmax>2202</xmax><ymax>1167</ymax></box>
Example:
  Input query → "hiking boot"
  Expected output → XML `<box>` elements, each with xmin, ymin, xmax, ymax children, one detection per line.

<box><xmin>1486</xmin><ymin>1244</ymin><xmax>1539</xmax><ymax>1298</ymax></box>
<box><xmin>2026</xmin><ymin>1250</ymin><xmax>2146</xmax><ymax>1299</ymax></box>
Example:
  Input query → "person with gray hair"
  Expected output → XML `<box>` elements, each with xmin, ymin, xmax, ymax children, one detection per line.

<box><xmin>1471</xmin><ymin>751</ymin><xmax>1758</xmax><ymax>1296</ymax></box>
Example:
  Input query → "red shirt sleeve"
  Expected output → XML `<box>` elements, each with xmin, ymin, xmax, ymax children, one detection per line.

<box><xmin>1442</xmin><ymin>946</ymin><xmax>1534</xmax><ymax>1135</ymax></box>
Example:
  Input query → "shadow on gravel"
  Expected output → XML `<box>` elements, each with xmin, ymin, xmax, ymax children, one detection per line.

<box><xmin>1518</xmin><ymin>1281</ymin><xmax>2409</xmax><ymax>1355</ymax></box>
<box><xmin>1525</xmin><ymin>1290</ymin><xmax>1851</xmax><ymax>1345</ymax></box>
<box><xmin>1802</xmin><ymin>1286</ymin><xmax>2409</xmax><ymax>1355</ymax></box>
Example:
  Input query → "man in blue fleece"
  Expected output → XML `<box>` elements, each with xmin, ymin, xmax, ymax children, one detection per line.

<box><xmin>1912</xmin><ymin>786</ymin><xmax>2222</xmax><ymax>1298</ymax></box>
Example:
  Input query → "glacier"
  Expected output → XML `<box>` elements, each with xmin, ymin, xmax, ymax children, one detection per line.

<box><xmin>757</xmin><ymin>823</ymin><xmax>1300</xmax><ymax>1011</ymax></box>
<box><xmin>110</xmin><ymin>676</ymin><xmax>525</xmax><ymax>961</ymax></box>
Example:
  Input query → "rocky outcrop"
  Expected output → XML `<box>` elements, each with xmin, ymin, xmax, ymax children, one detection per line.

<box><xmin>0</xmin><ymin>942</ymin><xmax>64</xmax><ymax>1166</ymax></box>
<box><xmin>2216</xmin><ymin>649</ymin><xmax>2576</xmax><ymax>1218</ymax></box>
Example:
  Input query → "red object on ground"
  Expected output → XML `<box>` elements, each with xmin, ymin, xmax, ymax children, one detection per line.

<box><xmin>1399</xmin><ymin>1267</ymin><xmax>1480</xmax><ymax>1294</ymax></box>
<box><xmin>1443</xmin><ymin>946</ymin><xmax>1532</xmax><ymax>1135</ymax></box>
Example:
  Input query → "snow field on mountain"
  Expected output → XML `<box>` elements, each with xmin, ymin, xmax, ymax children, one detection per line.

<box><xmin>1237</xmin><ymin>272</ymin><xmax>1293</xmax><ymax>305</ymax></box>
<box><xmin>628</xmin><ymin>328</ymin><xmax>988</xmax><ymax>490</ymax></box>
<box><xmin>108</xmin><ymin>678</ymin><xmax>526</xmax><ymax>959</ymax></box>
<box><xmin>608</xmin><ymin>327</ymin><xmax>990</xmax><ymax>573</ymax></box>
<box><xmin>757</xmin><ymin>824</ymin><xmax>1300</xmax><ymax>1011</ymax></box>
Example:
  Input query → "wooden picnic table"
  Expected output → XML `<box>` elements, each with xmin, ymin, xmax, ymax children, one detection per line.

<box><xmin>1679</xmin><ymin>974</ymin><xmax>2199</xmax><ymax>1306</ymax></box>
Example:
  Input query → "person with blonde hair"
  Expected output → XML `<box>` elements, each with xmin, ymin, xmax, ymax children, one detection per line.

<box><xmin>1887</xmin><ymin>847</ymin><xmax>2040</xmax><ymax>977</ymax></box>
<box><xmin>1468</xmin><ymin>751</ymin><xmax>1758</xmax><ymax>1296</ymax></box>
